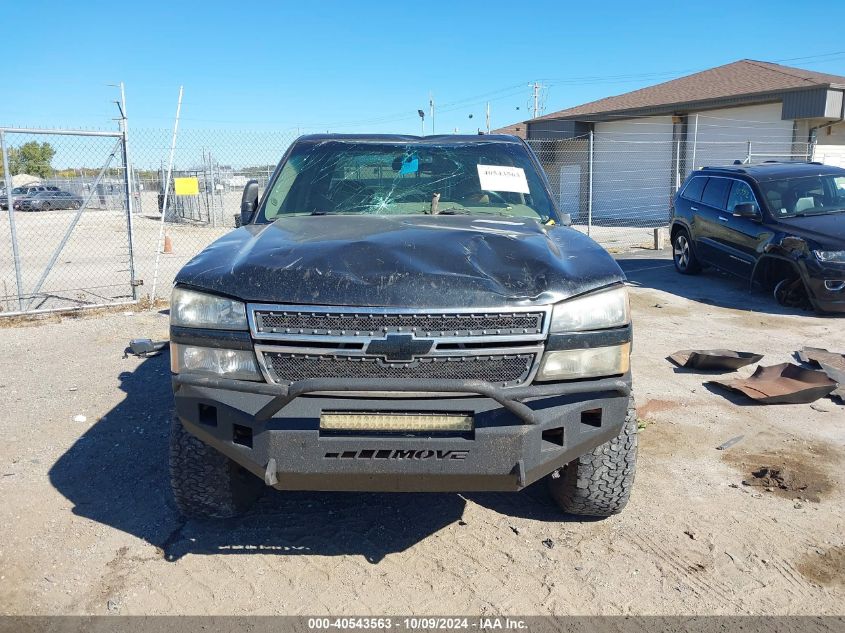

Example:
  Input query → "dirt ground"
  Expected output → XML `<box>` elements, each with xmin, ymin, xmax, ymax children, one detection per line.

<box><xmin>0</xmin><ymin>252</ymin><xmax>843</xmax><ymax>616</ymax></box>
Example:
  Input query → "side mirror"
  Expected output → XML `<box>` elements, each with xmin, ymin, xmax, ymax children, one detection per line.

<box><xmin>733</xmin><ymin>202</ymin><xmax>760</xmax><ymax>219</ymax></box>
<box><xmin>239</xmin><ymin>179</ymin><xmax>260</xmax><ymax>226</ymax></box>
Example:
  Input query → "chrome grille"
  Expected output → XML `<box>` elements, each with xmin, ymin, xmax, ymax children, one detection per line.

<box><xmin>248</xmin><ymin>304</ymin><xmax>551</xmax><ymax>389</ymax></box>
<box><xmin>253</xmin><ymin>308</ymin><xmax>544</xmax><ymax>338</ymax></box>
<box><xmin>263</xmin><ymin>352</ymin><xmax>536</xmax><ymax>387</ymax></box>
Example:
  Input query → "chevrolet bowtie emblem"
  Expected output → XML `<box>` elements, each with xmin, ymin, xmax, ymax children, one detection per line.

<box><xmin>366</xmin><ymin>334</ymin><xmax>433</xmax><ymax>361</ymax></box>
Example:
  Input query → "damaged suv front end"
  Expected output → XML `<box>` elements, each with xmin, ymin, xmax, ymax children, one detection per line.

<box><xmin>168</xmin><ymin>135</ymin><xmax>636</xmax><ymax>518</ymax></box>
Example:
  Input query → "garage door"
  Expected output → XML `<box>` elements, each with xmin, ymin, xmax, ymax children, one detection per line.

<box><xmin>592</xmin><ymin>116</ymin><xmax>674</xmax><ymax>226</ymax></box>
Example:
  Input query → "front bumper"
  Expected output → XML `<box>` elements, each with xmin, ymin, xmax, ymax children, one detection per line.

<box><xmin>172</xmin><ymin>374</ymin><xmax>632</xmax><ymax>492</ymax></box>
<box><xmin>804</xmin><ymin>271</ymin><xmax>845</xmax><ymax>314</ymax></box>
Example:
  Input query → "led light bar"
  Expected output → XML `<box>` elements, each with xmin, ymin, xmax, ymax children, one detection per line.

<box><xmin>320</xmin><ymin>412</ymin><xmax>473</xmax><ymax>432</ymax></box>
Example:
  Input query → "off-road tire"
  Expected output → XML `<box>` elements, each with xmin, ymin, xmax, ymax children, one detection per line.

<box><xmin>672</xmin><ymin>228</ymin><xmax>701</xmax><ymax>275</ymax></box>
<box><xmin>547</xmin><ymin>396</ymin><xmax>637</xmax><ymax>517</ymax></box>
<box><xmin>169</xmin><ymin>414</ymin><xmax>264</xmax><ymax>518</ymax></box>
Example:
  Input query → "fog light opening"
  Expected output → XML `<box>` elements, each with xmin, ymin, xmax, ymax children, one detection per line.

<box><xmin>581</xmin><ymin>408</ymin><xmax>603</xmax><ymax>428</ymax></box>
<box><xmin>198</xmin><ymin>403</ymin><xmax>218</xmax><ymax>427</ymax></box>
<box><xmin>232</xmin><ymin>424</ymin><xmax>253</xmax><ymax>448</ymax></box>
<box><xmin>824</xmin><ymin>279</ymin><xmax>845</xmax><ymax>292</ymax></box>
<box><xmin>542</xmin><ymin>427</ymin><xmax>565</xmax><ymax>448</ymax></box>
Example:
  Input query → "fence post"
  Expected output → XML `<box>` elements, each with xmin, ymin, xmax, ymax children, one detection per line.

<box><xmin>675</xmin><ymin>139</ymin><xmax>681</xmax><ymax>191</ymax></box>
<box><xmin>120</xmin><ymin>128</ymin><xmax>137</xmax><ymax>301</ymax></box>
<box><xmin>150</xmin><ymin>85</ymin><xmax>184</xmax><ymax>302</ymax></box>
<box><xmin>746</xmin><ymin>140</ymin><xmax>752</xmax><ymax>164</ymax></box>
<box><xmin>691</xmin><ymin>114</ymin><xmax>699</xmax><ymax>172</ymax></box>
<box><xmin>0</xmin><ymin>130</ymin><xmax>24</xmax><ymax>311</ymax></box>
<box><xmin>587</xmin><ymin>129</ymin><xmax>593</xmax><ymax>237</ymax></box>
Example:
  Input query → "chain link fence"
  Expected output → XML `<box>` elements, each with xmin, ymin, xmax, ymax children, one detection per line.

<box><xmin>526</xmin><ymin>134</ymin><xmax>813</xmax><ymax>253</ymax></box>
<box><xmin>0</xmin><ymin>122</ymin><xmax>819</xmax><ymax>316</ymax></box>
<box><xmin>0</xmin><ymin>128</ymin><xmax>136</xmax><ymax>314</ymax></box>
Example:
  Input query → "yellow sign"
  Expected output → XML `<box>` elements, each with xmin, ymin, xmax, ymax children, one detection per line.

<box><xmin>174</xmin><ymin>177</ymin><xmax>199</xmax><ymax>196</ymax></box>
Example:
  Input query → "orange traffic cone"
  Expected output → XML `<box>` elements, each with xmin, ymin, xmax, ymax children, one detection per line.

<box><xmin>163</xmin><ymin>231</ymin><xmax>173</xmax><ymax>254</ymax></box>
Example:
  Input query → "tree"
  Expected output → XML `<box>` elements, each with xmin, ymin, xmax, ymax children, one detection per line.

<box><xmin>0</xmin><ymin>142</ymin><xmax>56</xmax><ymax>179</ymax></box>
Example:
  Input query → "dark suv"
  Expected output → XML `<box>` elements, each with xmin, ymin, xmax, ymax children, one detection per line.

<box><xmin>671</xmin><ymin>162</ymin><xmax>845</xmax><ymax>313</ymax></box>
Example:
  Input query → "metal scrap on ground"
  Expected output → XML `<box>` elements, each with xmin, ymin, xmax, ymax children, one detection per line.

<box><xmin>126</xmin><ymin>338</ymin><xmax>169</xmax><ymax>357</ymax></box>
<box><xmin>795</xmin><ymin>347</ymin><xmax>845</xmax><ymax>404</ymax></box>
<box><xmin>819</xmin><ymin>363</ymin><xmax>845</xmax><ymax>403</ymax></box>
<box><xmin>668</xmin><ymin>349</ymin><xmax>764</xmax><ymax>371</ymax></box>
<box><xmin>716</xmin><ymin>435</ymin><xmax>745</xmax><ymax>451</ymax></box>
<box><xmin>708</xmin><ymin>363</ymin><xmax>837</xmax><ymax>405</ymax></box>
<box><xmin>796</xmin><ymin>347</ymin><xmax>845</xmax><ymax>371</ymax></box>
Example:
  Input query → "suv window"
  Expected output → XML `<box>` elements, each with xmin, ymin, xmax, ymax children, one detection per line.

<box><xmin>760</xmin><ymin>174</ymin><xmax>845</xmax><ymax>217</ymax></box>
<box><xmin>701</xmin><ymin>177</ymin><xmax>731</xmax><ymax>209</ymax></box>
<box><xmin>726</xmin><ymin>180</ymin><xmax>756</xmax><ymax>212</ymax></box>
<box><xmin>682</xmin><ymin>176</ymin><xmax>707</xmax><ymax>202</ymax></box>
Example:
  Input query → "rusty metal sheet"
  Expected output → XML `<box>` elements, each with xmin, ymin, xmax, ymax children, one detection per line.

<box><xmin>818</xmin><ymin>362</ymin><xmax>845</xmax><ymax>403</ymax></box>
<box><xmin>668</xmin><ymin>349</ymin><xmax>763</xmax><ymax>371</ymax></box>
<box><xmin>797</xmin><ymin>347</ymin><xmax>845</xmax><ymax>372</ymax></box>
<box><xmin>708</xmin><ymin>363</ymin><xmax>837</xmax><ymax>405</ymax></box>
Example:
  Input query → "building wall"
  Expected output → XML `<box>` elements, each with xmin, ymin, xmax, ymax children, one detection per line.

<box><xmin>813</xmin><ymin>121</ymin><xmax>845</xmax><ymax>167</ymax></box>
<box><xmin>526</xmin><ymin>138</ymin><xmax>590</xmax><ymax>222</ymax></box>
<box><xmin>686</xmin><ymin>102</ymin><xmax>795</xmax><ymax>169</ymax></box>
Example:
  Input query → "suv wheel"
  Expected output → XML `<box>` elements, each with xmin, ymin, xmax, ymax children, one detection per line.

<box><xmin>672</xmin><ymin>229</ymin><xmax>701</xmax><ymax>274</ymax></box>
<box><xmin>169</xmin><ymin>413</ymin><xmax>264</xmax><ymax>518</ymax></box>
<box><xmin>547</xmin><ymin>396</ymin><xmax>637</xmax><ymax>517</ymax></box>
<box><xmin>773</xmin><ymin>276</ymin><xmax>809</xmax><ymax>309</ymax></box>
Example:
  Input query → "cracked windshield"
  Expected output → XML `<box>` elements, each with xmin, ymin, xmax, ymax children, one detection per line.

<box><xmin>259</xmin><ymin>140</ymin><xmax>556</xmax><ymax>223</ymax></box>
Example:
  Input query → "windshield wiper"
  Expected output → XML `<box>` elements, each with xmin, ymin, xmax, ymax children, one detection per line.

<box><xmin>791</xmin><ymin>207</ymin><xmax>845</xmax><ymax>217</ymax></box>
<box><xmin>310</xmin><ymin>210</ymin><xmax>336</xmax><ymax>216</ymax></box>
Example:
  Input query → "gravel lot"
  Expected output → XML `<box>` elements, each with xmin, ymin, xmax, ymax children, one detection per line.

<box><xmin>1</xmin><ymin>252</ymin><xmax>843</xmax><ymax>616</ymax></box>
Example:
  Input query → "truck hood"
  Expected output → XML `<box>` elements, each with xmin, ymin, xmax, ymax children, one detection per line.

<box><xmin>174</xmin><ymin>214</ymin><xmax>624</xmax><ymax>307</ymax></box>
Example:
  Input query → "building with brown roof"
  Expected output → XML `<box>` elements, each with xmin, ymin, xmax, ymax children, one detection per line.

<box><xmin>498</xmin><ymin>60</ymin><xmax>845</xmax><ymax>226</ymax></box>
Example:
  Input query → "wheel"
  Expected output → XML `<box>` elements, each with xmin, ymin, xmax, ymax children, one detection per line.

<box><xmin>547</xmin><ymin>396</ymin><xmax>637</xmax><ymax>517</ymax></box>
<box><xmin>71</xmin><ymin>201</ymin><xmax>81</xmax><ymax>210</ymax></box>
<box><xmin>773</xmin><ymin>277</ymin><xmax>809</xmax><ymax>309</ymax></box>
<box><xmin>169</xmin><ymin>413</ymin><xmax>264</xmax><ymax>518</ymax></box>
<box><xmin>39</xmin><ymin>202</ymin><xmax>50</xmax><ymax>211</ymax></box>
<box><xmin>672</xmin><ymin>229</ymin><xmax>701</xmax><ymax>274</ymax></box>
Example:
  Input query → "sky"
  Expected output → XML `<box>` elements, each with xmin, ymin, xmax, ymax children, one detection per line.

<box><xmin>5</xmin><ymin>0</ymin><xmax>845</xmax><ymax>137</ymax></box>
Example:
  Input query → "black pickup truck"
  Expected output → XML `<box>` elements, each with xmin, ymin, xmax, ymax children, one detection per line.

<box><xmin>168</xmin><ymin>134</ymin><xmax>636</xmax><ymax>519</ymax></box>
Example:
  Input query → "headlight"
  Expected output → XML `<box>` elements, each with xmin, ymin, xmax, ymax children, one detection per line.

<box><xmin>550</xmin><ymin>286</ymin><xmax>630</xmax><ymax>332</ymax></box>
<box><xmin>171</xmin><ymin>287</ymin><xmax>248</xmax><ymax>330</ymax></box>
<box><xmin>536</xmin><ymin>343</ymin><xmax>631</xmax><ymax>382</ymax></box>
<box><xmin>170</xmin><ymin>343</ymin><xmax>262</xmax><ymax>381</ymax></box>
<box><xmin>814</xmin><ymin>250</ymin><xmax>845</xmax><ymax>264</ymax></box>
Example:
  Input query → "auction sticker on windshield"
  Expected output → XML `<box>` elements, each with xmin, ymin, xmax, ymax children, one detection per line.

<box><xmin>477</xmin><ymin>164</ymin><xmax>530</xmax><ymax>193</ymax></box>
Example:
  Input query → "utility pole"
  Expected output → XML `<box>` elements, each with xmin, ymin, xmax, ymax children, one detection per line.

<box><xmin>530</xmin><ymin>81</ymin><xmax>545</xmax><ymax>119</ymax></box>
<box><xmin>429</xmin><ymin>92</ymin><xmax>435</xmax><ymax>135</ymax></box>
<box><xmin>485</xmin><ymin>102</ymin><xmax>491</xmax><ymax>134</ymax></box>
